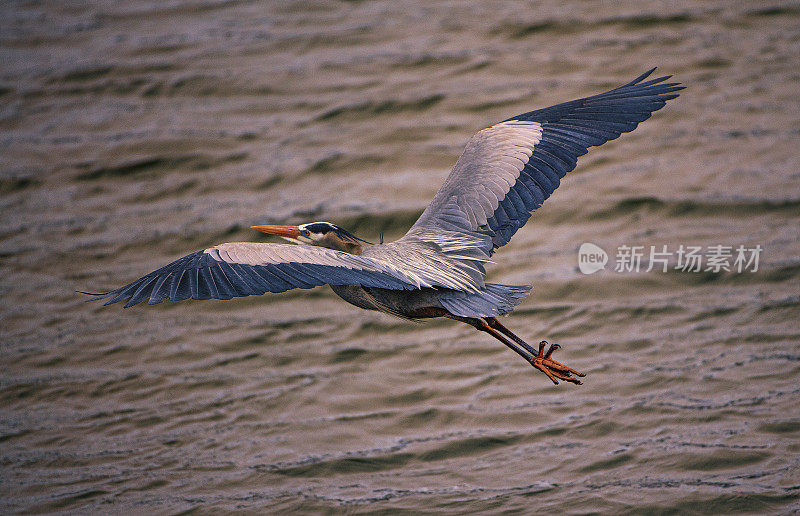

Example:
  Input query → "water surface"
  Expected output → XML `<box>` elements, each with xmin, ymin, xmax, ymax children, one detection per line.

<box><xmin>2</xmin><ymin>1</ymin><xmax>800</xmax><ymax>513</ymax></box>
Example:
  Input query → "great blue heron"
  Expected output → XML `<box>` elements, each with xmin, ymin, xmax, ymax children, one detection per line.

<box><xmin>85</xmin><ymin>69</ymin><xmax>682</xmax><ymax>385</ymax></box>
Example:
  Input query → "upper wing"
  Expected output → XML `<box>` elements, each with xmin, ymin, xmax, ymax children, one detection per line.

<box><xmin>88</xmin><ymin>242</ymin><xmax>436</xmax><ymax>308</ymax></box>
<box><xmin>405</xmin><ymin>68</ymin><xmax>683</xmax><ymax>256</ymax></box>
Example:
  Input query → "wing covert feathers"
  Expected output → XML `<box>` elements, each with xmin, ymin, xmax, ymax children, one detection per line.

<box><xmin>405</xmin><ymin>68</ymin><xmax>682</xmax><ymax>259</ymax></box>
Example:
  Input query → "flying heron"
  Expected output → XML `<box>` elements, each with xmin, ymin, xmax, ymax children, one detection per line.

<box><xmin>85</xmin><ymin>69</ymin><xmax>682</xmax><ymax>385</ymax></box>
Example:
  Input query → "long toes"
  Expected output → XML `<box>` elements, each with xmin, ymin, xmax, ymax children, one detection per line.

<box><xmin>537</xmin><ymin>340</ymin><xmax>548</xmax><ymax>356</ymax></box>
<box><xmin>533</xmin><ymin>362</ymin><xmax>560</xmax><ymax>384</ymax></box>
<box><xmin>543</xmin><ymin>358</ymin><xmax>572</xmax><ymax>372</ymax></box>
<box><xmin>549</xmin><ymin>368</ymin><xmax>578</xmax><ymax>382</ymax></box>
<box><xmin>556</xmin><ymin>363</ymin><xmax>586</xmax><ymax>377</ymax></box>
<box><xmin>548</xmin><ymin>369</ymin><xmax>571</xmax><ymax>381</ymax></box>
<box><xmin>544</xmin><ymin>343</ymin><xmax>560</xmax><ymax>359</ymax></box>
<box><xmin>543</xmin><ymin>373</ymin><xmax>559</xmax><ymax>385</ymax></box>
<box><xmin>540</xmin><ymin>357</ymin><xmax>584</xmax><ymax>377</ymax></box>
<box><xmin>531</xmin><ymin>341</ymin><xmax>585</xmax><ymax>385</ymax></box>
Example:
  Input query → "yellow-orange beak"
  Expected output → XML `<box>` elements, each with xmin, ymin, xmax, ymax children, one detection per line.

<box><xmin>250</xmin><ymin>224</ymin><xmax>300</xmax><ymax>238</ymax></box>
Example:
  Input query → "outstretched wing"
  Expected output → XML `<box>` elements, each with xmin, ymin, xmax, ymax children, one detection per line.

<box><xmin>404</xmin><ymin>68</ymin><xmax>683</xmax><ymax>257</ymax></box>
<box><xmin>88</xmin><ymin>242</ymin><xmax>432</xmax><ymax>308</ymax></box>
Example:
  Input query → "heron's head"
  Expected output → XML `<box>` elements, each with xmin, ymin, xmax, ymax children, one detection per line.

<box><xmin>250</xmin><ymin>221</ymin><xmax>370</xmax><ymax>254</ymax></box>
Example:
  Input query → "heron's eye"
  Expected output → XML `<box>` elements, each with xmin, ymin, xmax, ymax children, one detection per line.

<box><xmin>301</xmin><ymin>229</ymin><xmax>311</xmax><ymax>238</ymax></box>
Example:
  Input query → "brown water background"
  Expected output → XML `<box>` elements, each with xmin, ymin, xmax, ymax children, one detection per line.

<box><xmin>2</xmin><ymin>1</ymin><xmax>800</xmax><ymax>513</ymax></box>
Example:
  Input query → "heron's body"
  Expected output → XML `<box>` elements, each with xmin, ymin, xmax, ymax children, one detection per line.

<box><xmin>329</xmin><ymin>283</ymin><xmax>530</xmax><ymax>320</ymax></box>
<box><xmin>85</xmin><ymin>69</ymin><xmax>682</xmax><ymax>385</ymax></box>
<box><xmin>330</xmin><ymin>285</ymin><xmax>446</xmax><ymax>318</ymax></box>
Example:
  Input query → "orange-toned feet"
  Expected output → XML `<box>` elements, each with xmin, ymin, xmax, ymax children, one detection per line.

<box><xmin>530</xmin><ymin>341</ymin><xmax>585</xmax><ymax>385</ymax></box>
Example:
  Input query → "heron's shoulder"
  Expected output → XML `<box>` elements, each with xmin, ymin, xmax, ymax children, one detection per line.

<box><xmin>362</xmin><ymin>239</ymin><xmax>439</xmax><ymax>259</ymax></box>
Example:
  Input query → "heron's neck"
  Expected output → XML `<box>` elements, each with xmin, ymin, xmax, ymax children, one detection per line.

<box><xmin>315</xmin><ymin>234</ymin><xmax>363</xmax><ymax>255</ymax></box>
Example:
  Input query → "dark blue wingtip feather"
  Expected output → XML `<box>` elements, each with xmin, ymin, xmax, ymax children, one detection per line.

<box><xmin>612</xmin><ymin>68</ymin><xmax>685</xmax><ymax>97</ymax></box>
<box><xmin>76</xmin><ymin>289</ymin><xmax>106</xmax><ymax>296</ymax></box>
<box><xmin>502</xmin><ymin>68</ymin><xmax>682</xmax><ymax>127</ymax></box>
<box><xmin>624</xmin><ymin>67</ymin><xmax>658</xmax><ymax>87</ymax></box>
<box><xmin>76</xmin><ymin>289</ymin><xmax>110</xmax><ymax>303</ymax></box>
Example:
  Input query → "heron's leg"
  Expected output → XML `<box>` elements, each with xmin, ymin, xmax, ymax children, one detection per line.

<box><xmin>482</xmin><ymin>317</ymin><xmax>586</xmax><ymax>385</ymax></box>
<box><xmin>446</xmin><ymin>314</ymin><xmax>537</xmax><ymax>365</ymax></box>
<box><xmin>484</xmin><ymin>317</ymin><xmax>538</xmax><ymax>355</ymax></box>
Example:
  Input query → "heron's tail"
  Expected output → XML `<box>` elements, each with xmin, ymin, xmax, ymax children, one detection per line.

<box><xmin>439</xmin><ymin>283</ymin><xmax>531</xmax><ymax>318</ymax></box>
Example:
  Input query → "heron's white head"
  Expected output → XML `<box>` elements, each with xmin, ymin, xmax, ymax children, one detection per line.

<box><xmin>250</xmin><ymin>221</ymin><xmax>370</xmax><ymax>253</ymax></box>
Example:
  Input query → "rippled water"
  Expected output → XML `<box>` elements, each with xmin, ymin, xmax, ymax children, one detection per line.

<box><xmin>2</xmin><ymin>1</ymin><xmax>800</xmax><ymax>513</ymax></box>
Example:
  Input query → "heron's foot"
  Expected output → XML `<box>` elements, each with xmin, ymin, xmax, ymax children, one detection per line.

<box><xmin>530</xmin><ymin>341</ymin><xmax>585</xmax><ymax>385</ymax></box>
